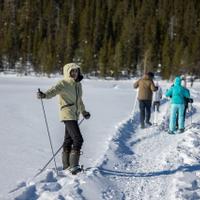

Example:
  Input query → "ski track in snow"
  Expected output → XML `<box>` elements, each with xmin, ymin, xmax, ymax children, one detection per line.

<box><xmin>7</xmin><ymin>83</ymin><xmax>200</xmax><ymax>200</ymax></box>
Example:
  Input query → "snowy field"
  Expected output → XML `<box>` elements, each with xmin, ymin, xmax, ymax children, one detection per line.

<box><xmin>0</xmin><ymin>75</ymin><xmax>200</xmax><ymax>200</ymax></box>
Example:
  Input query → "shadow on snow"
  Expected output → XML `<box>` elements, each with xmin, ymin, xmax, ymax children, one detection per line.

<box><xmin>96</xmin><ymin>164</ymin><xmax>200</xmax><ymax>178</ymax></box>
<box><xmin>112</xmin><ymin>111</ymin><xmax>140</xmax><ymax>155</ymax></box>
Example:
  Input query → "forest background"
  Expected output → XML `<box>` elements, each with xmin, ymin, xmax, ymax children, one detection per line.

<box><xmin>0</xmin><ymin>0</ymin><xmax>200</xmax><ymax>79</ymax></box>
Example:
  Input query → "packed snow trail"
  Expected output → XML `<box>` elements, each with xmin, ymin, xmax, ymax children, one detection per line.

<box><xmin>87</xmin><ymin>101</ymin><xmax>200</xmax><ymax>200</ymax></box>
<box><xmin>11</xmin><ymin>100</ymin><xmax>200</xmax><ymax>200</ymax></box>
<box><xmin>5</xmin><ymin>79</ymin><xmax>200</xmax><ymax>200</ymax></box>
<box><xmin>92</xmin><ymin>120</ymin><xmax>200</xmax><ymax>199</ymax></box>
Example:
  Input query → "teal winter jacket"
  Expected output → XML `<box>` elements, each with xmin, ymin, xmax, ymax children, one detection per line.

<box><xmin>166</xmin><ymin>77</ymin><xmax>190</xmax><ymax>104</ymax></box>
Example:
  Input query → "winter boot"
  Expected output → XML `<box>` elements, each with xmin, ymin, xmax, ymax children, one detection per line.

<box><xmin>146</xmin><ymin>121</ymin><xmax>152</xmax><ymax>126</ymax></box>
<box><xmin>69</xmin><ymin>150</ymin><xmax>82</xmax><ymax>175</ymax></box>
<box><xmin>141</xmin><ymin>122</ymin><xmax>145</xmax><ymax>129</ymax></box>
<box><xmin>178</xmin><ymin>128</ymin><xmax>184</xmax><ymax>133</ymax></box>
<box><xmin>168</xmin><ymin>130</ymin><xmax>175</xmax><ymax>134</ymax></box>
<box><xmin>62</xmin><ymin>150</ymin><xmax>71</xmax><ymax>170</ymax></box>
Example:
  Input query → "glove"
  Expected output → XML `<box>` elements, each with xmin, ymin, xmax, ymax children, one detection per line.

<box><xmin>189</xmin><ymin>98</ymin><xmax>193</xmax><ymax>103</ymax></box>
<box><xmin>82</xmin><ymin>111</ymin><xmax>90</xmax><ymax>119</ymax></box>
<box><xmin>37</xmin><ymin>91</ymin><xmax>46</xmax><ymax>99</ymax></box>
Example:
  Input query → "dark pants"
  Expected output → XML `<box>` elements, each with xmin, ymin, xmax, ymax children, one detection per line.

<box><xmin>139</xmin><ymin>100</ymin><xmax>152</xmax><ymax>125</ymax></box>
<box><xmin>153</xmin><ymin>101</ymin><xmax>160</xmax><ymax>112</ymax></box>
<box><xmin>63</xmin><ymin>120</ymin><xmax>83</xmax><ymax>151</ymax></box>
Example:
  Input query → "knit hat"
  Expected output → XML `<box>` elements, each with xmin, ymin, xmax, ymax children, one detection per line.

<box><xmin>147</xmin><ymin>72</ymin><xmax>154</xmax><ymax>79</ymax></box>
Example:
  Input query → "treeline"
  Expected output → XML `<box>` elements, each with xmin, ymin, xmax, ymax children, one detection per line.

<box><xmin>0</xmin><ymin>0</ymin><xmax>200</xmax><ymax>78</ymax></box>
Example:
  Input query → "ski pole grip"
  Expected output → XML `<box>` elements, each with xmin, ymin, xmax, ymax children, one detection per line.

<box><xmin>38</xmin><ymin>88</ymin><xmax>42</xmax><ymax>99</ymax></box>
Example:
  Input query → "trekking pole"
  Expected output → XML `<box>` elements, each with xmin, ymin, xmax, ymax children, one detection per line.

<box><xmin>131</xmin><ymin>89</ymin><xmax>138</xmax><ymax>119</ymax></box>
<box><xmin>33</xmin><ymin>117</ymin><xmax>85</xmax><ymax>178</ymax></box>
<box><xmin>190</xmin><ymin>103</ymin><xmax>193</xmax><ymax>126</ymax></box>
<box><xmin>38</xmin><ymin>88</ymin><xmax>58</xmax><ymax>176</ymax></box>
<box><xmin>155</xmin><ymin>109</ymin><xmax>158</xmax><ymax>125</ymax></box>
<box><xmin>163</xmin><ymin>99</ymin><xmax>171</xmax><ymax>131</ymax></box>
<box><xmin>153</xmin><ymin>104</ymin><xmax>157</xmax><ymax>125</ymax></box>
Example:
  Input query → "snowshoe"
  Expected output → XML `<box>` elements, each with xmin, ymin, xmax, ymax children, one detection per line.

<box><xmin>168</xmin><ymin>130</ymin><xmax>175</xmax><ymax>134</ymax></box>
<box><xmin>178</xmin><ymin>129</ymin><xmax>184</xmax><ymax>134</ymax></box>
<box><xmin>146</xmin><ymin>121</ymin><xmax>152</xmax><ymax>126</ymax></box>
<box><xmin>69</xmin><ymin>165</ymin><xmax>83</xmax><ymax>175</ymax></box>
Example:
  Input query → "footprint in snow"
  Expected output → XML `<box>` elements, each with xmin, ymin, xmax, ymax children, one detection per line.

<box><xmin>42</xmin><ymin>182</ymin><xmax>62</xmax><ymax>192</ymax></box>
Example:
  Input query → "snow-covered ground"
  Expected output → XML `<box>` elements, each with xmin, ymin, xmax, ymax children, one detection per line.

<box><xmin>1</xmin><ymin>76</ymin><xmax>200</xmax><ymax>200</ymax></box>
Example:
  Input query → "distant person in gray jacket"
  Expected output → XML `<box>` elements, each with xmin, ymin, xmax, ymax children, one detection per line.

<box><xmin>152</xmin><ymin>82</ymin><xmax>162</xmax><ymax>112</ymax></box>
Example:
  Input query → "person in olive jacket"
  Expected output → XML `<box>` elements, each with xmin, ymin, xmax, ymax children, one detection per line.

<box><xmin>37</xmin><ymin>63</ymin><xmax>90</xmax><ymax>175</ymax></box>
<box><xmin>134</xmin><ymin>72</ymin><xmax>157</xmax><ymax>129</ymax></box>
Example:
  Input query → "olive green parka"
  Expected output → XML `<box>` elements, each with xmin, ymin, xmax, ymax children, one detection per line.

<box><xmin>44</xmin><ymin>63</ymin><xmax>86</xmax><ymax>121</ymax></box>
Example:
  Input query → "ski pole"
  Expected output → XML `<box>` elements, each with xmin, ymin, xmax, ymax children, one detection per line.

<box><xmin>38</xmin><ymin>88</ymin><xmax>58</xmax><ymax>176</ymax></box>
<box><xmin>190</xmin><ymin>103</ymin><xmax>193</xmax><ymax>126</ymax></box>
<box><xmin>33</xmin><ymin>117</ymin><xmax>85</xmax><ymax>178</ymax></box>
<box><xmin>164</xmin><ymin>99</ymin><xmax>171</xmax><ymax>130</ymax></box>
<box><xmin>131</xmin><ymin>89</ymin><xmax>138</xmax><ymax>119</ymax></box>
<box><xmin>155</xmin><ymin>109</ymin><xmax>158</xmax><ymax>125</ymax></box>
<box><xmin>33</xmin><ymin>145</ymin><xmax>62</xmax><ymax>178</ymax></box>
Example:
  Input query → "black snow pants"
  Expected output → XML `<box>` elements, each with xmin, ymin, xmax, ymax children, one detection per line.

<box><xmin>153</xmin><ymin>101</ymin><xmax>160</xmax><ymax>112</ymax></box>
<box><xmin>139</xmin><ymin>100</ymin><xmax>152</xmax><ymax>125</ymax></box>
<box><xmin>63</xmin><ymin>120</ymin><xmax>83</xmax><ymax>152</ymax></box>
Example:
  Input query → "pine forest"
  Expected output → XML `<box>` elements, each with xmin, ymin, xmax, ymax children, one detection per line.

<box><xmin>0</xmin><ymin>0</ymin><xmax>200</xmax><ymax>78</ymax></box>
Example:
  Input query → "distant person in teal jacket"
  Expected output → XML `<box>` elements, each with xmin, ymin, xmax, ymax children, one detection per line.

<box><xmin>166</xmin><ymin>76</ymin><xmax>190</xmax><ymax>134</ymax></box>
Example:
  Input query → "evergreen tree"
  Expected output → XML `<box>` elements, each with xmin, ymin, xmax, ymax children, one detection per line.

<box><xmin>0</xmin><ymin>0</ymin><xmax>200</xmax><ymax>78</ymax></box>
